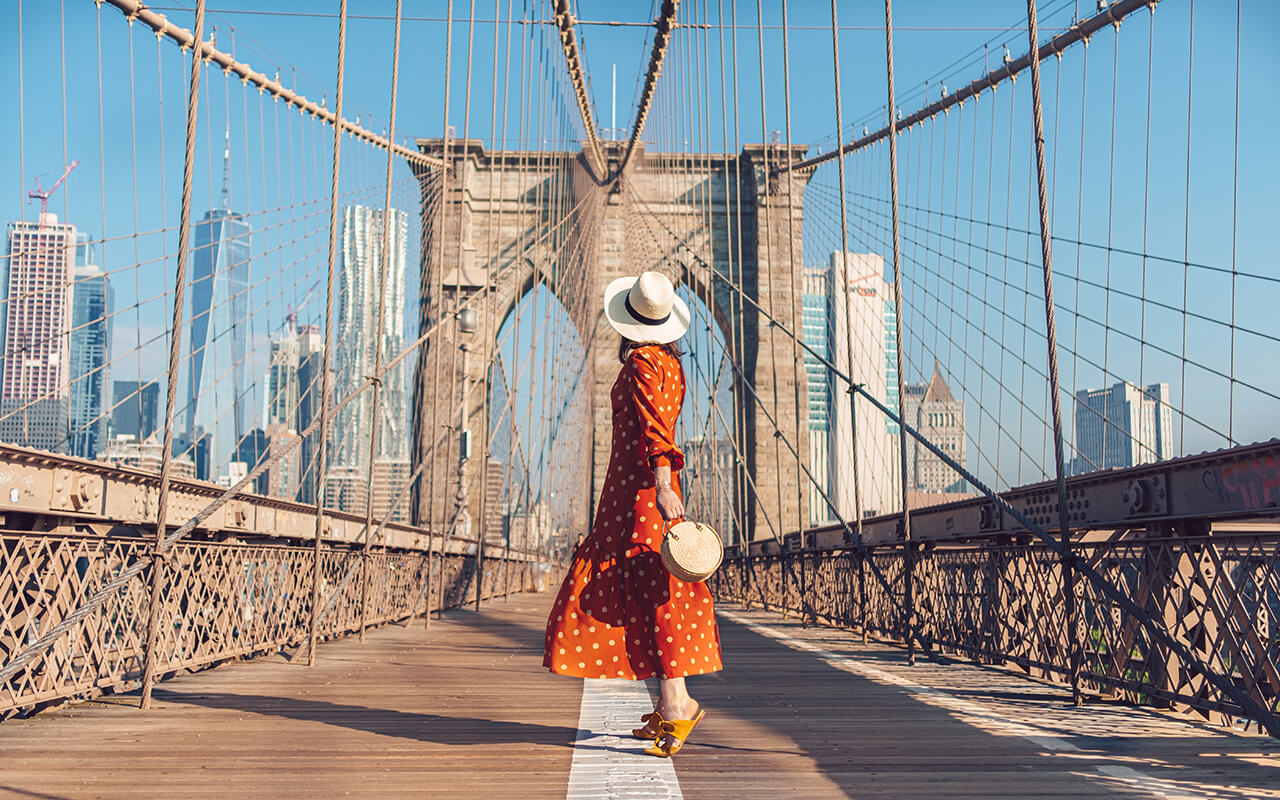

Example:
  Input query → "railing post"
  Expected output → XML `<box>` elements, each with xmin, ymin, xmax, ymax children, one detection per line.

<box><xmin>1024</xmin><ymin>0</ymin><xmax>1081</xmax><ymax>705</ymax></box>
<box><xmin>138</xmin><ymin>0</ymin><xmax>207</xmax><ymax>710</ymax></box>
<box><xmin>800</xmin><ymin>542</ymin><xmax>808</xmax><ymax>623</ymax></box>
<box><xmin>503</xmin><ymin>539</ymin><xmax>511</xmax><ymax>601</ymax></box>
<box><xmin>858</xmin><ymin>549</ymin><xmax>868</xmax><ymax>644</ymax></box>
<box><xmin>307</xmin><ymin>0</ymin><xmax>349</xmax><ymax>667</ymax></box>
<box><xmin>780</xmin><ymin>548</ymin><xmax>789</xmax><ymax>618</ymax></box>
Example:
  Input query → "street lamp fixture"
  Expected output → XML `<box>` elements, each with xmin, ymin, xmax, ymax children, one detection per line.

<box><xmin>458</xmin><ymin>307</ymin><xmax>478</xmax><ymax>334</ymax></box>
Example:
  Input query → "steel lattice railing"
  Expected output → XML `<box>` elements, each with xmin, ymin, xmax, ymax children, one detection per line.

<box><xmin>0</xmin><ymin>532</ymin><xmax>554</xmax><ymax>718</ymax></box>
<box><xmin>716</xmin><ymin>529</ymin><xmax>1280</xmax><ymax>734</ymax></box>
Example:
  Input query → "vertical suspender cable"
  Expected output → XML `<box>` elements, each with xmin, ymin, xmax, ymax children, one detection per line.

<box><xmin>1023</xmin><ymin>0</ymin><xmax>1080</xmax><ymax>704</ymax></box>
<box><xmin>751</xmin><ymin>2</ymin><xmax>789</xmax><ymax>615</ymax></box>
<box><xmin>779</xmin><ymin>0</ymin><xmax>808</xmax><ymax>620</ymax></box>
<box><xmin>1228</xmin><ymin>0</ymin><xmax>1240</xmax><ymax>444</ymax></box>
<box><xmin>307</xmin><ymin>0</ymin><xmax>350</xmax><ymax>667</ymax></box>
<box><xmin>828</xmin><ymin>0</ymin><xmax>866</xmax><ymax>594</ymax></box>
<box><xmin>881</xmin><ymin>0</ymin><xmax>916</xmax><ymax>664</ymax></box>
<box><xmin>139</xmin><ymin>0</ymin><xmax>208</xmax><ymax>710</ymax></box>
<box><xmin>358</xmin><ymin>0</ymin><xmax>403</xmax><ymax>643</ymax></box>
<box><xmin>449</xmin><ymin>0</ymin><xmax>478</xmax><ymax>612</ymax></box>
<box><xmin>16</xmin><ymin>0</ymin><xmax>24</xmax><ymax>223</ymax></box>
<box><xmin>725</xmin><ymin>0</ymin><xmax>750</xmax><ymax>561</ymax></box>
<box><xmin>1178</xmin><ymin>0</ymin><xmax>1195</xmax><ymax>455</ymax></box>
<box><xmin>483</xmin><ymin>0</ymin><xmax>512</xmax><ymax>601</ymax></box>
<box><xmin>427</xmin><ymin>0</ymin><xmax>456</xmax><ymax>626</ymax></box>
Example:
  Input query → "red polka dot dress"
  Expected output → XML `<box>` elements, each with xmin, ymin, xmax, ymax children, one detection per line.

<box><xmin>543</xmin><ymin>345</ymin><xmax>723</xmax><ymax>680</ymax></box>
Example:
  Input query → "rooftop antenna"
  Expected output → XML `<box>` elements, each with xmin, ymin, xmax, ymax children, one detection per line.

<box><xmin>611</xmin><ymin>63</ymin><xmax>616</xmax><ymax>139</ymax></box>
<box><xmin>28</xmin><ymin>161</ymin><xmax>80</xmax><ymax>228</ymax></box>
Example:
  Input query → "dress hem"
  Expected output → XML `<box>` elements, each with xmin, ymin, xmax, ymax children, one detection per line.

<box><xmin>543</xmin><ymin>662</ymin><xmax>724</xmax><ymax>681</ymax></box>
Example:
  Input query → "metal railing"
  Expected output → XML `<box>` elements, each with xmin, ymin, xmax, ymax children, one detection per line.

<box><xmin>1</xmin><ymin>522</ymin><xmax>553</xmax><ymax>719</ymax></box>
<box><xmin>717</xmin><ymin>511</ymin><xmax>1280</xmax><ymax>736</ymax></box>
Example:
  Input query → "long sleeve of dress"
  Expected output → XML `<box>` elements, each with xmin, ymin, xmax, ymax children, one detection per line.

<box><xmin>628</xmin><ymin>348</ymin><xmax>685</xmax><ymax>471</ymax></box>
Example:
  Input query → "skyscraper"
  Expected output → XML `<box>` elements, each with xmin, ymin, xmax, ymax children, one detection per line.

<box><xmin>883</xmin><ymin>288</ymin><xmax>900</xmax><ymax>436</ymax></box>
<box><xmin>331</xmin><ymin>205</ymin><xmax>409</xmax><ymax>512</ymax></box>
<box><xmin>186</xmin><ymin>129</ymin><xmax>251</xmax><ymax>483</ymax></box>
<box><xmin>1</xmin><ymin>214</ymin><xmax>77</xmax><ymax>453</ymax></box>
<box><xmin>264</xmin><ymin>322</ymin><xmax>324</xmax><ymax>501</ymax></box>
<box><xmin>295</xmin><ymin>324</ymin><xmax>326</xmax><ymax>504</ymax></box>
<box><xmin>235</xmin><ymin>427</ymin><xmax>270</xmax><ymax>494</ymax></box>
<box><xmin>112</xmin><ymin>380</ymin><xmax>160</xmax><ymax>442</ymax></box>
<box><xmin>802</xmin><ymin>266</ymin><xmax>834</xmax><ymax>523</ymax></box>
<box><xmin>267</xmin><ymin>329</ymin><xmax>301</xmax><ymax>429</ymax></box>
<box><xmin>1073</xmin><ymin>381</ymin><xmax>1173</xmax><ymax>473</ymax></box>
<box><xmin>828</xmin><ymin>252</ymin><xmax>901</xmax><ymax>520</ymax></box>
<box><xmin>68</xmin><ymin>237</ymin><xmax>112</xmax><ymax>460</ymax></box>
<box><xmin>902</xmin><ymin>362</ymin><xmax>967</xmax><ymax>494</ymax></box>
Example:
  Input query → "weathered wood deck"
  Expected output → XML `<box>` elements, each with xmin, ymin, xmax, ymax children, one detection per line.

<box><xmin>0</xmin><ymin>594</ymin><xmax>1275</xmax><ymax>799</ymax></box>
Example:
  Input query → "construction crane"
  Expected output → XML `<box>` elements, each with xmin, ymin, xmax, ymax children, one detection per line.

<box><xmin>28</xmin><ymin>160</ymin><xmax>79</xmax><ymax>228</ymax></box>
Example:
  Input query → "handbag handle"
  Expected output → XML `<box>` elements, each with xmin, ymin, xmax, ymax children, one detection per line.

<box><xmin>662</xmin><ymin>517</ymin><xmax>697</xmax><ymax>541</ymax></box>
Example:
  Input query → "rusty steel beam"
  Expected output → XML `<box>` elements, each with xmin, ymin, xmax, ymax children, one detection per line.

<box><xmin>618</xmin><ymin>0</ymin><xmax>680</xmax><ymax>175</ymax></box>
<box><xmin>781</xmin><ymin>0</ymin><xmax>1158</xmax><ymax>175</ymax></box>
<box><xmin>101</xmin><ymin>0</ymin><xmax>443</xmax><ymax>170</ymax></box>
<box><xmin>738</xmin><ymin>439</ymin><xmax>1280</xmax><ymax>553</ymax></box>
<box><xmin>0</xmin><ymin>442</ymin><xmax>553</xmax><ymax>557</ymax></box>
<box><xmin>553</xmin><ymin>0</ymin><xmax>607</xmax><ymax>177</ymax></box>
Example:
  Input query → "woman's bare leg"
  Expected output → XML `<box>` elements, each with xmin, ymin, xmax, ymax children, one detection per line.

<box><xmin>658</xmin><ymin>678</ymin><xmax>698</xmax><ymax>719</ymax></box>
<box><xmin>654</xmin><ymin>678</ymin><xmax>700</xmax><ymax>749</ymax></box>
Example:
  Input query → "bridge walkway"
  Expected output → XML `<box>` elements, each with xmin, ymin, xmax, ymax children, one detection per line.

<box><xmin>0</xmin><ymin>595</ymin><xmax>1274</xmax><ymax>799</ymax></box>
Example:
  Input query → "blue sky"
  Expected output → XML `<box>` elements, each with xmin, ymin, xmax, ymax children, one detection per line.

<box><xmin>2</xmin><ymin>0</ymin><xmax>1276</xmax><ymax>497</ymax></box>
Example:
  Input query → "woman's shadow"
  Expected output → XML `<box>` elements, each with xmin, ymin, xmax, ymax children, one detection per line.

<box><xmin>154</xmin><ymin>688</ymin><xmax>635</xmax><ymax>752</ymax></box>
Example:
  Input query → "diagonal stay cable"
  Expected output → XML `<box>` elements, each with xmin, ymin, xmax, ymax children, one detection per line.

<box><xmin>627</xmin><ymin>187</ymin><xmax>907</xmax><ymax>616</ymax></box>
<box><xmin>0</xmin><ymin>189</ymin><xmax>595</xmax><ymax>687</ymax></box>
<box><xmin>625</xmin><ymin>177</ymin><xmax>1280</xmax><ymax>734</ymax></box>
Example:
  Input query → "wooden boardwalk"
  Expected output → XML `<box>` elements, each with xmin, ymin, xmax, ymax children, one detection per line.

<box><xmin>0</xmin><ymin>593</ymin><xmax>1276</xmax><ymax>799</ymax></box>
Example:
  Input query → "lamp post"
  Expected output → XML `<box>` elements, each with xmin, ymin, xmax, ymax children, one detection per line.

<box><xmin>455</xmin><ymin>307</ymin><xmax>479</xmax><ymax>607</ymax></box>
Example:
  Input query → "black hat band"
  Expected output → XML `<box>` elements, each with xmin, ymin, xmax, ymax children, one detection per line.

<box><xmin>625</xmin><ymin>293</ymin><xmax>671</xmax><ymax>326</ymax></box>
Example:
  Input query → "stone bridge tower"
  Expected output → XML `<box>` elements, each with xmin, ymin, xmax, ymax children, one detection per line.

<box><xmin>411</xmin><ymin>138</ymin><xmax>810</xmax><ymax>546</ymax></box>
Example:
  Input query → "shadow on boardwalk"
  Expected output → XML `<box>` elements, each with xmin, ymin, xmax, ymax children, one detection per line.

<box><xmin>675</xmin><ymin>607</ymin><xmax>1280</xmax><ymax>800</ymax></box>
<box><xmin>155</xmin><ymin>688</ymin><xmax>578</xmax><ymax>748</ymax></box>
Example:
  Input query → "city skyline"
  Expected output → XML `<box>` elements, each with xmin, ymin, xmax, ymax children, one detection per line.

<box><xmin>3</xmin><ymin>2</ymin><xmax>1272</xmax><ymax>499</ymax></box>
<box><xmin>0</xmin><ymin>209</ymin><xmax>1192</xmax><ymax>504</ymax></box>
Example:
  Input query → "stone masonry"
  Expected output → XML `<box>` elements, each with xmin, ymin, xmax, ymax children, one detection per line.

<box><xmin>411</xmin><ymin>138</ymin><xmax>810</xmax><ymax>544</ymax></box>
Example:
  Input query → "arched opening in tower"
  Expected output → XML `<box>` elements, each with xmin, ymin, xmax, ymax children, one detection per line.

<box><xmin>488</xmin><ymin>283</ymin><xmax>590</xmax><ymax>561</ymax></box>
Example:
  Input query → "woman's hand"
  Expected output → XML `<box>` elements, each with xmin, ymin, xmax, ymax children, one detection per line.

<box><xmin>656</xmin><ymin>485</ymin><xmax>685</xmax><ymax>521</ymax></box>
<box><xmin>653</xmin><ymin>462</ymin><xmax>685</xmax><ymax>521</ymax></box>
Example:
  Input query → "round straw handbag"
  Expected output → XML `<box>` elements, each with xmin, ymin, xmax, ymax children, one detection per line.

<box><xmin>660</xmin><ymin>519</ymin><xmax>724</xmax><ymax>583</ymax></box>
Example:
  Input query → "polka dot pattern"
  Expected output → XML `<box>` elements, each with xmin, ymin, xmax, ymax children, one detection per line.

<box><xmin>543</xmin><ymin>345</ymin><xmax>723</xmax><ymax>681</ymax></box>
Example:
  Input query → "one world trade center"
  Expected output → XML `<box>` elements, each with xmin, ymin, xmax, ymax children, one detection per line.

<box><xmin>185</xmin><ymin>128</ymin><xmax>250</xmax><ymax>481</ymax></box>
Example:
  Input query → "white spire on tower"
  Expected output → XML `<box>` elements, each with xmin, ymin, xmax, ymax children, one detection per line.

<box><xmin>220</xmin><ymin>123</ymin><xmax>231</xmax><ymax>211</ymax></box>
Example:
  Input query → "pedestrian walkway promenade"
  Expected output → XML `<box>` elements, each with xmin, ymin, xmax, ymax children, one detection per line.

<box><xmin>0</xmin><ymin>594</ymin><xmax>1275</xmax><ymax>799</ymax></box>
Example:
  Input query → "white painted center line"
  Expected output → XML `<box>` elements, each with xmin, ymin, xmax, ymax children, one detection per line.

<box><xmin>566</xmin><ymin>678</ymin><xmax>683</xmax><ymax>800</ymax></box>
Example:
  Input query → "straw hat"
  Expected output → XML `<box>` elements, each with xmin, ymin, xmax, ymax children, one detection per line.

<box><xmin>603</xmin><ymin>272</ymin><xmax>691</xmax><ymax>345</ymax></box>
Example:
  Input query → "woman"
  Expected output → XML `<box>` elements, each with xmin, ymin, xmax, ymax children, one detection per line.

<box><xmin>543</xmin><ymin>271</ymin><xmax>722</xmax><ymax>758</ymax></box>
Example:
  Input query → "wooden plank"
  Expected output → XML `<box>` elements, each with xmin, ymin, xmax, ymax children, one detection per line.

<box><xmin>676</xmin><ymin>607</ymin><xmax>1280</xmax><ymax>799</ymax></box>
<box><xmin>1</xmin><ymin>596</ymin><xmax>1277</xmax><ymax>799</ymax></box>
<box><xmin>0</xmin><ymin>599</ymin><xmax>579</xmax><ymax>799</ymax></box>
